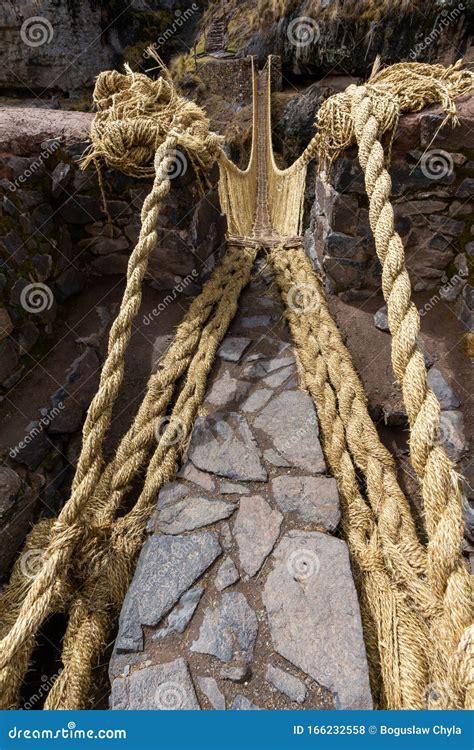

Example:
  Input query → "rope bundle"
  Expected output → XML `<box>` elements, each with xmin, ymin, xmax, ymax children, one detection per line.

<box><xmin>0</xmin><ymin>55</ymin><xmax>472</xmax><ymax>711</ymax></box>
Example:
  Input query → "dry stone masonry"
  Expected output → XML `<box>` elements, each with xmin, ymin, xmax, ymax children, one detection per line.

<box><xmin>109</xmin><ymin>261</ymin><xmax>373</xmax><ymax>711</ymax></box>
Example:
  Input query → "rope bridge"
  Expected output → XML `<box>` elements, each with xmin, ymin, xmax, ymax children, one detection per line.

<box><xmin>0</xmin><ymin>52</ymin><xmax>472</xmax><ymax>711</ymax></box>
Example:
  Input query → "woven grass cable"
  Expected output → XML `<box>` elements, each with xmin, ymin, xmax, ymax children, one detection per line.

<box><xmin>306</xmin><ymin>62</ymin><xmax>473</xmax><ymax>708</ymax></box>
<box><xmin>0</xmin><ymin>57</ymin><xmax>224</xmax><ymax>704</ymax></box>
<box><xmin>270</xmin><ymin>245</ymin><xmax>432</xmax><ymax>709</ymax></box>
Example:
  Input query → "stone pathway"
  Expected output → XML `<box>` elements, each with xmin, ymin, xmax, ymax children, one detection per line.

<box><xmin>109</xmin><ymin>261</ymin><xmax>373</xmax><ymax>711</ymax></box>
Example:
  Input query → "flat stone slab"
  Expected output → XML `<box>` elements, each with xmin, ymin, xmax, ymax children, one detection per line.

<box><xmin>218</xmin><ymin>337</ymin><xmax>251</xmax><ymax>363</ymax></box>
<box><xmin>111</xmin><ymin>658</ymin><xmax>200</xmax><ymax>710</ymax></box>
<box><xmin>271</xmin><ymin>475</ymin><xmax>340</xmax><ymax>531</ymax></box>
<box><xmin>197</xmin><ymin>677</ymin><xmax>226</xmax><ymax>710</ymax></box>
<box><xmin>233</xmin><ymin>495</ymin><xmax>283</xmax><ymax>576</ymax></box>
<box><xmin>191</xmin><ymin>591</ymin><xmax>258</xmax><ymax>663</ymax></box>
<box><xmin>241</xmin><ymin>388</ymin><xmax>273</xmax><ymax>414</ymax></box>
<box><xmin>156</xmin><ymin>495</ymin><xmax>236</xmax><ymax>534</ymax></box>
<box><xmin>266</xmin><ymin>664</ymin><xmax>307</xmax><ymax>704</ymax></box>
<box><xmin>153</xmin><ymin>587</ymin><xmax>203</xmax><ymax>640</ymax></box>
<box><xmin>116</xmin><ymin>532</ymin><xmax>221</xmax><ymax>652</ymax></box>
<box><xmin>262</xmin><ymin>531</ymin><xmax>372</xmax><ymax>710</ymax></box>
<box><xmin>231</xmin><ymin>695</ymin><xmax>261</xmax><ymax>709</ymax></box>
<box><xmin>206</xmin><ymin>371</ymin><xmax>251</xmax><ymax>407</ymax></box>
<box><xmin>188</xmin><ymin>413</ymin><xmax>267</xmax><ymax>481</ymax></box>
<box><xmin>254</xmin><ymin>391</ymin><xmax>326</xmax><ymax>472</ymax></box>
<box><xmin>215</xmin><ymin>556</ymin><xmax>240</xmax><ymax>591</ymax></box>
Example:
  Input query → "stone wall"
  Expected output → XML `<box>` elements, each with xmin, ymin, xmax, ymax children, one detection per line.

<box><xmin>310</xmin><ymin>95</ymin><xmax>473</xmax><ymax>334</ymax></box>
<box><xmin>0</xmin><ymin>108</ymin><xmax>226</xmax><ymax>396</ymax></box>
<box><xmin>197</xmin><ymin>56</ymin><xmax>282</xmax><ymax>106</ymax></box>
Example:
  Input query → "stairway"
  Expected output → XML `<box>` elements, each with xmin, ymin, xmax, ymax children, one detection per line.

<box><xmin>205</xmin><ymin>16</ymin><xmax>227</xmax><ymax>53</ymax></box>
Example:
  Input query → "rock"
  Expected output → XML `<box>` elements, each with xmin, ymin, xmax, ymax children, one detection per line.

<box><xmin>116</xmin><ymin>532</ymin><xmax>221</xmax><ymax>652</ymax></box>
<box><xmin>271</xmin><ymin>476</ymin><xmax>340</xmax><ymax>532</ymax></box>
<box><xmin>188</xmin><ymin>413</ymin><xmax>267</xmax><ymax>482</ymax></box>
<box><xmin>438</xmin><ymin>410</ymin><xmax>466</xmax><ymax>462</ymax></box>
<box><xmin>233</xmin><ymin>495</ymin><xmax>283</xmax><ymax>577</ymax></box>
<box><xmin>220</xmin><ymin>481</ymin><xmax>250</xmax><ymax>495</ymax></box>
<box><xmin>219</xmin><ymin>665</ymin><xmax>250</xmax><ymax>682</ymax></box>
<box><xmin>218</xmin><ymin>337</ymin><xmax>251</xmax><ymax>362</ymax></box>
<box><xmin>111</xmin><ymin>658</ymin><xmax>200</xmax><ymax>710</ymax></box>
<box><xmin>241</xmin><ymin>388</ymin><xmax>273</xmax><ymax>413</ymax></box>
<box><xmin>266</xmin><ymin>664</ymin><xmax>307</xmax><ymax>704</ymax></box>
<box><xmin>156</xmin><ymin>482</ymin><xmax>188</xmax><ymax>510</ymax></box>
<box><xmin>456</xmin><ymin>178</ymin><xmax>474</xmax><ymax>199</ymax></box>
<box><xmin>51</xmin><ymin>162</ymin><xmax>71</xmax><ymax>197</ymax></box>
<box><xmin>427</xmin><ymin>367</ymin><xmax>460</xmax><ymax>410</ymax></box>
<box><xmin>0</xmin><ymin>308</ymin><xmax>13</xmax><ymax>340</ymax></box>
<box><xmin>215</xmin><ymin>556</ymin><xmax>240</xmax><ymax>591</ymax></box>
<box><xmin>231</xmin><ymin>695</ymin><xmax>261</xmax><ymax>710</ymax></box>
<box><xmin>326</xmin><ymin>231</ymin><xmax>363</xmax><ymax>259</ymax></box>
<box><xmin>153</xmin><ymin>587</ymin><xmax>203</xmax><ymax>640</ymax></box>
<box><xmin>263</xmin><ymin>449</ymin><xmax>290</xmax><ymax>467</ymax></box>
<box><xmin>263</xmin><ymin>365</ymin><xmax>294</xmax><ymax>388</ymax></box>
<box><xmin>90</xmin><ymin>236</ymin><xmax>129</xmax><ymax>255</ymax></box>
<box><xmin>254</xmin><ymin>391</ymin><xmax>326</xmax><ymax>473</ymax></box>
<box><xmin>178</xmin><ymin>462</ymin><xmax>216</xmax><ymax>492</ymax></box>
<box><xmin>0</xmin><ymin>338</ymin><xmax>18</xmax><ymax>383</ymax></box>
<box><xmin>241</xmin><ymin>315</ymin><xmax>274</xmax><ymax>328</ymax></box>
<box><xmin>59</xmin><ymin>195</ymin><xmax>104</xmax><ymax>224</ymax></box>
<box><xmin>156</xmin><ymin>495</ymin><xmax>236</xmax><ymax>535</ymax></box>
<box><xmin>191</xmin><ymin>592</ymin><xmax>258</xmax><ymax>663</ymax></box>
<box><xmin>10</xmin><ymin>420</ymin><xmax>51</xmax><ymax>470</ymax></box>
<box><xmin>206</xmin><ymin>371</ymin><xmax>251</xmax><ymax>407</ymax></box>
<box><xmin>197</xmin><ymin>677</ymin><xmax>225</xmax><ymax>710</ymax></box>
<box><xmin>48</xmin><ymin>348</ymin><xmax>100</xmax><ymax>434</ymax></box>
<box><xmin>262</xmin><ymin>531</ymin><xmax>373</xmax><ymax>710</ymax></box>
<box><xmin>373</xmin><ymin>305</ymin><xmax>389</xmax><ymax>332</ymax></box>
<box><xmin>54</xmin><ymin>267</ymin><xmax>85</xmax><ymax>302</ymax></box>
<box><xmin>0</xmin><ymin>467</ymin><xmax>21</xmax><ymax>518</ymax></box>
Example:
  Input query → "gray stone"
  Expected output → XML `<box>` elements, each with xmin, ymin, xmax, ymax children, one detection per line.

<box><xmin>51</xmin><ymin>162</ymin><xmax>71</xmax><ymax>196</ymax></box>
<box><xmin>0</xmin><ymin>339</ymin><xmax>18</xmax><ymax>383</ymax></box>
<box><xmin>374</xmin><ymin>305</ymin><xmax>389</xmax><ymax>332</ymax></box>
<box><xmin>266</xmin><ymin>664</ymin><xmax>307</xmax><ymax>704</ymax></box>
<box><xmin>241</xmin><ymin>315</ymin><xmax>274</xmax><ymax>328</ymax></box>
<box><xmin>263</xmin><ymin>449</ymin><xmax>290</xmax><ymax>468</ymax></box>
<box><xmin>178</xmin><ymin>462</ymin><xmax>215</xmax><ymax>492</ymax></box>
<box><xmin>220</xmin><ymin>481</ymin><xmax>250</xmax><ymax>495</ymax></box>
<box><xmin>215</xmin><ymin>557</ymin><xmax>240</xmax><ymax>591</ymax></box>
<box><xmin>241</xmin><ymin>388</ymin><xmax>273</xmax><ymax>413</ymax></box>
<box><xmin>188</xmin><ymin>413</ymin><xmax>267</xmax><ymax>482</ymax></box>
<box><xmin>11</xmin><ymin>420</ymin><xmax>51</xmax><ymax>470</ymax></box>
<box><xmin>456</xmin><ymin>179</ymin><xmax>474</xmax><ymax>199</ymax></box>
<box><xmin>197</xmin><ymin>677</ymin><xmax>225</xmax><ymax>710</ymax></box>
<box><xmin>219</xmin><ymin>665</ymin><xmax>249</xmax><ymax>682</ymax></box>
<box><xmin>218</xmin><ymin>337</ymin><xmax>251</xmax><ymax>362</ymax></box>
<box><xmin>439</xmin><ymin>410</ymin><xmax>466</xmax><ymax>462</ymax></box>
<box><xmin>153</xmin><ymin>587</ymin><xmax>203</xmax><ymax>639</ymax></box>
<box><xmin>233</xmin><ymin>495</ymin><xmax>283</xmax><ymax>577</ymax></box>
<box><xmin>254</xmin><ymin>391</ymin><xmax>326</xmax><ymax>473</ymax></box>
<box><xmin>271</xmin><ymin>476</ymin><xmax>340</xmax><ymax>532</ymax></box>
<box><xmin>156</xmin><ymin>495</ymin><xmax>236</xmax><ymax>534</ymax></box>
<box><xmin>206</xmin><ymin>371</ymin><xmax>251</xmax><ymax>408</ymax></box>
<box><xmin>191</xmin><ymin>592</ymin><xmax>258</xmax><ymax>663</ymax></box>
<box><xmin>0</xmin><ymin>467</ymin><xmax>21</xmax><ymax>518</ymax></box>
<box><xmin>231</xmin><ymin>695</ymin><xmax>261</xmax><ymax>710</ymax></box>
<box><xmin>116</xmin><ymin>532</ymin><xmax>221</xmax><ymax>652</ymax></box>
<box><xmin>54</xmin><ymin>267</ymin><xmax>85</xmax><ymax>302</ymax></box>
<box><xmin>220</xmin><ymin>522</ymin><xmax>233</xmax><ymax>551</ymax></box>
<box><xmin>427</xmin><ymin>367</ymin><xmax>460</xmax><ymax>410</ymax></box>
<box><xmin>111</xmin><ymin>658</ymin><xmax>200</xmax><ymax>710</ymax></box>
<box><xmin>90</xmin><ymin>236</ymin><xmax>129</xmax><ymax>255</ymax></box>
<box><xmin>156</xmin><ymin>481</ymin><xmax>188</xmax><ymax>510</ymax></box>
<box><xmin>263</xmin><ymin>365</ymin><xmax>295</xmax><ymax>388</ymax></box>
<box><xmin>262</xmin><ymin>531</ymin><xmax>373</xmax><ymax>710</ymax></box>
